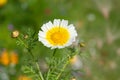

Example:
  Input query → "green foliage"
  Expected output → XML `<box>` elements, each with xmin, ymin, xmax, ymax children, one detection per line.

<box><xmin>0</xmin><ymin>0</ymin><xmax>120</xmax><ymax>80</ymax></box>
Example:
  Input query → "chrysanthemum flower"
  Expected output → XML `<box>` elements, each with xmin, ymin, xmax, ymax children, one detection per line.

<box><xmin>38</xmin><ymin>19</ymin><xmax>77</xmax><ymax>49</ymax></box>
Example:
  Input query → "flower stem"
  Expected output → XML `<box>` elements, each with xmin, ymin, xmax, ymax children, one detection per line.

<box><xmin>28</xmin><ymin>49</ymin><xmax>44</xmax><ymax>80</ymax></box>
<box><xmin>46</xmin><ymin>49</ymin><xmax>57</xmax><ymax>80</ymax></box>
<box><xmin>56</xmin><ymin>58</ymin><xmax>70</xmax><ymax>80</ymax></box>
<box><xmin>53</xmin><ymin>49</ymin><xmax>57</xmax><ymax>56</ymax></box>
<box><xmin>36</xmin><ymin>62</ymin><xmax>44</xmax><ymax>80</ymax></box>
<box><xmin>17</xmin><ymin>37</ymin><xmax>28</xmax><ymax>48</ymax></box>
<box><xmin>17</xmin><ymin>33</ymin><xmax>44</xmax><ymax>80</ymax></box>
<box><xmin>46</xmin><ymin>69</ymin><xmax>50</xmax><ymax>80</ymax></box>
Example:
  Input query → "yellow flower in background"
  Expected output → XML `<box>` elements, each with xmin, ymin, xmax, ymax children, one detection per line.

<box><xmin>70</xmin><ymin>55</ymin><xmax>83</xmax><ymax>70</ymax></box>
<box><xmin>38</xmin><ymin>19</ymin><xmax>77</xmax><ymax>49</ymax></box>
<box><xmin>0</xmin><ymin>50</ymin><xmax>18</xmax><ymax>66</ymax></box>
<box><xmin>0</xmin><ymin>50</ymin><xmax>10</xmax><ymax>66</ymax></box>
<box><xmin>70</xmin><ymin>55</ymin><xmax>77</xmax><ymax>64</ymax></box>
<box><xmin>0</xmin><ymin>0</ymin><xmax>7</xmax><ymax>7</ymax></box>
<box><xmin>10</xmin><ymin>51</ymin><xmax>18</xmax><ymax>65</ymax></box>
<box><xmin>18</xmin><ymin>75</ymin><xmax>32</xmax><ymax>80</ymax></box>
<box><xmin>71</xmin><ymin>78</ymin><xmax>76</xmax><ymax>80</ymax></box>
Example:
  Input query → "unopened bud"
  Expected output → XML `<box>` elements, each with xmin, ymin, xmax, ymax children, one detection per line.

<box><xmin>24</xmin><ymin>34</ymin><xmax>28</xmax><ymax>39</ymax></box>
<box><xmin>80</xmin><ymin>42</ymin><xmax>85</xmax><ymax>47</ymax></box>
<box><xmin>12</xmin><ymin>30</ymin><xmax>19</xmax><ymax>38</ymax></box>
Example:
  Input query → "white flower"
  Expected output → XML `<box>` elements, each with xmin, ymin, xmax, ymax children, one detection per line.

<box><xmin>38</xmin><ymin>19</ymin><xmax>77</xmax><ymax>49</ymax></box>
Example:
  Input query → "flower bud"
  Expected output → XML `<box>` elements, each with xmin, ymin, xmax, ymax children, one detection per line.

<box><xmin>12</xmin><ymin>30</ymin><xmax>19</xmax><ymax>38</ymax></box>
<box><xmin>24</xmin><ymin>34</ymin><xmax>28</xmax><ymax>39</ymax></box>
<box><xmin>80</xmin><ymin>42</ymin><xmax>85</xmax><ymax>47</ymax></box>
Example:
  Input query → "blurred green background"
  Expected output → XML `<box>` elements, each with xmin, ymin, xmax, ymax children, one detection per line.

<box><xmin>0</xmin><ymin>0</ymin><xmax>120</xmax><ymax>80</ymax></box>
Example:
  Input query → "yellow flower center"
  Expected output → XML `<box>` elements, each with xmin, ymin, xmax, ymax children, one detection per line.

<box><xmin>46</xmin><ymin>27</ymin><xmax>70</xmax><ymax>46</ymax></box>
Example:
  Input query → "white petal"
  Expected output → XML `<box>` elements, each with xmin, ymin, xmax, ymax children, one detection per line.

<box><xmin>53</xmin><ymin>19</ymin><xmax>60</xmax><ymax>27</ymax></box>
<box><xmin>68</xmin><ymin>24</ymin><xmax>78</xmax><ymax>37</ymax></box>
<box><xmin>46</xmin><ymin>21</ymin><xmax>53</xmax><ymax>29</ymax></box>
<box><xmin>43</xmin><ymin>21</ymin><xmax>53</xmax><ymax>31</ymax></box>
<box><xmin>68</xmin><ymin>24</ymin><xmax>75</xmax><ymax>29</ymax></box>
<box><xmin>60</xmin><ymin>19</ymin><xmax>68</xmax><ymax>28</ymax></box>
<box><xmin>58</xmin><ymin>46</ymin><xmax>64</xmax><ymax>49</ymax></box>
<box><xmin>41</xmin><ymin>24</ymin><xmax>48</xmax><ymax>32</ymax></box>
<box><xmin>51</xmin><ymin>46</ymin><xmax>57</xmax><ymax>49</ymax></box>
<box><xmin>39</xmin><ymin>38</ymin><xmax>52</xmax><ymax>47</ymax></box>
<box><xmin>65</xmin><ymin>40</ymin><xmax>72</xmax><ymax>47</ymax></box>
<box><xmin>38</xmin><ymin>31</ymin><xmax>46</xmax><ymax>38</ymax></box>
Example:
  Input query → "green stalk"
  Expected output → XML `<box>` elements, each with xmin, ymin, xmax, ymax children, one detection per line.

<box><xmin>36</xmin><ymin>62</ymin><xmax>44</xmax><ymax>80</ymax></box>
<box><xmin>56</xmin><ymin>58</ymin><xmax>70</xmax><ymax>80</ymax></box>
<box><xmin>17</xmin><ymin>32</ymin><xmax>44</xmax><ymax>80</ymax></box>
<box><xmin>28</xmin><ymin>50</ymin><xmax>44</xmax><ymax>80</ymax></box>
<box><xmin>46</xmin><ymin>69</ymin><xmax>50</xmax><ymax>80</ymax></box>
<box><xmin>46</xmin><ymin>49</ymin><xmax>57</xmax><ymax>80</ymax></box>
<box><xmin>53</xmin><ymin>49</ymin><xmax>57</xmax><ymax>56</ymax></box>
<box><xmin>17</xmin><ymin>37</ymin><xmax>28</xmax><ymax>48</ymax></box>
<box><xmin>56</xmin><ymin>48</ymin><xmax>79</xmax><ymax>80</ymax></box>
